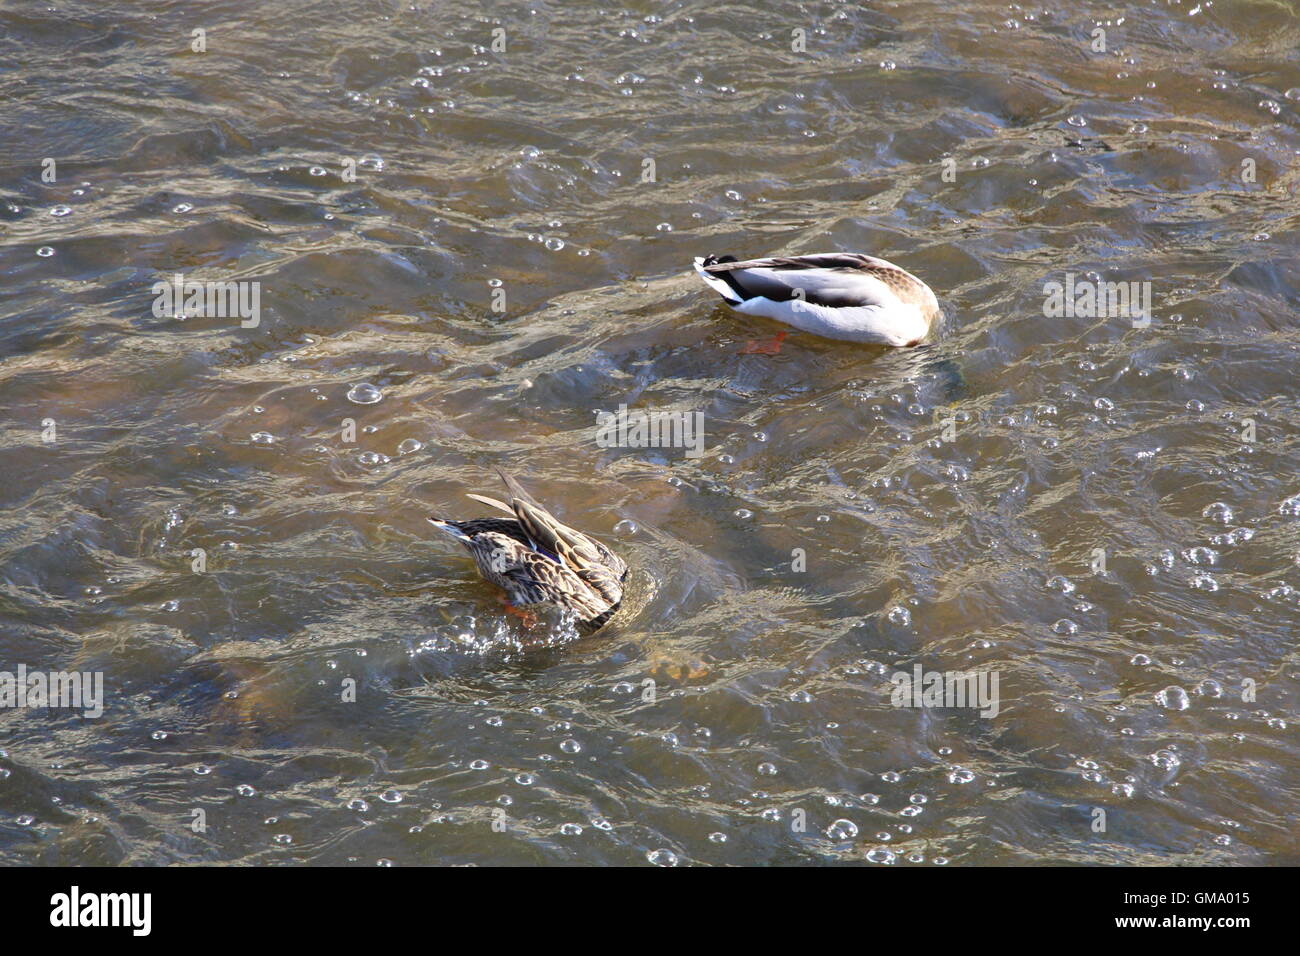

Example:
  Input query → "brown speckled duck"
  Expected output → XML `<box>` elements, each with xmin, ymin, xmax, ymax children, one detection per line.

<box><xmin>428</xmin><ymin>472</ymin><xmax>628</xmax><ymax>630</ymax></box>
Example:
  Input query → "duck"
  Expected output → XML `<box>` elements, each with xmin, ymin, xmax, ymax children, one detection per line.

<box><xmin>693</xmin><ymin>252</ymin><xmax>940</xmax><ymax>347</ymax></box>
<box><xmin>427</xmin><ymin>471</ymin><xmax>628</xmax><ymax>631</ymax></box>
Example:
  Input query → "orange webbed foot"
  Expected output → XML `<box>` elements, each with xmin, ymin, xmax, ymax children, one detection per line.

<box><xmin>739</xmin><ymin>331</ymin><xmax>788</xmax><ymax>355</ymax></box>
<box><xmin>497</xmin><ymin>593</ymin><xmax>539</xmax><ymax>627</ymax></box>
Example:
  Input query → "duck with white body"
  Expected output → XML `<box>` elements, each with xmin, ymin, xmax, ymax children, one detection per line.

<box><xmin>693</xmin><ymin>252</ymin><xmax>941</xmax><ymax>347</ymax></box>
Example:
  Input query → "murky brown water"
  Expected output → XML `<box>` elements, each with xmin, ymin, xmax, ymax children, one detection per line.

<box><xmin>1</xmin><ymin>0</ymin><xmax>1298</xmax><ymax>866</ymax></box>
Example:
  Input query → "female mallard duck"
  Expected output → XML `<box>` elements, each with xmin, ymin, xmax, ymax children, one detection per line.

<box><xmin>428</xmin><ymin>472</ymin><xmax>628</xmax><ymax>630</ymax></box>
<box><xmin>693</xmin><ymin>252</ymin><xmax>940</xmax><ymax>347</ymax></box>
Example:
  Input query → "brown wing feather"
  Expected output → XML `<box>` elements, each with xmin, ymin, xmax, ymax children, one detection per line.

<box><xmin>470</xmin><ymin>532</ymin><xmax>610</xmax><ymax>623</ymax></box>
<box><xmin>435</xmin><ymin>473</ymin><xmax>628</xmax><ymax>629</ymax></box>
<box><xmin>496</xmin><ymin>473</ymin><xmax>628</xmax><ymax>595</ymax></box>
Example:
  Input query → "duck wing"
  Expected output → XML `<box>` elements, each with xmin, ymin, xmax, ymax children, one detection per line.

<box><xmin>698</xmin><ymin>253</ymin><xmax>935</xmax><ymax>314</ymax></box>
<box><xmin>428</xmin><ymin>516</ymin><xmax>528</xmax><ymax>548</ymax></box>
<box><xmin>496</xmin><ymin>471</ymin><xmax>627</xmax><ymax>605</ymax></box>
<box><xmin>493</xmin><ymin>537</ymin><xmax>604</xmax><ymax>610</ymax></box>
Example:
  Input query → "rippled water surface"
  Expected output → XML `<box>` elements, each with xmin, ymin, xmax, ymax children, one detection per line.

<box><xmin>2</xmin><ymin>0</ymin><xmax>1298</xmax><ymax>865</ymax></box>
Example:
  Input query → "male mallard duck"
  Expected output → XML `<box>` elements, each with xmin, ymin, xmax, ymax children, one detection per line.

<box><xmin>427</xmin><ymin>472</ymin><xmax>628</xmax><ymax>630</ymax></box>
<box><xmin>693</xmin><ymin>252</ymin><xmax>940</xmax><ymax>347</ymax></box>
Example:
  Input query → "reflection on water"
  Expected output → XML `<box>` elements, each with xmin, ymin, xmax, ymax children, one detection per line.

<box><xmin>0</xmin><ymin>0</ymin><xmax>1297</xmax><ymax>865</ymax></box>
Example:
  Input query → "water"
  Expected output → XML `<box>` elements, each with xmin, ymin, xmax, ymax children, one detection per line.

<box><xmin>1</xmin><ymin>0</ymin><xmax>1297</xmax><ymax>865</ymax></box>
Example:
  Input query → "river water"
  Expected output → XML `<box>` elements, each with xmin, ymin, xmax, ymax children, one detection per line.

<box><xmin>1</xmin><ymin>0</ymin><xmax>1297</xmax><ymax>865</ymax></box>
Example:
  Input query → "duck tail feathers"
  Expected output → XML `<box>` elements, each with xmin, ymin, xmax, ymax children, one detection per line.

<box><xmin>465</xmin><ymin>493</ymin><xmax>515</xmax><ymax>516</ymax></box>
<box><xmin>495</xmin><ymin>469</ymin><xmax>541</xmax><ymax>507</ymax></box>
<box><xmin>427</xmin><ymin>517</ymin><xmax>473</xmax><ymax>545</ymax></box>
<box><xmin>693</xmin><ymin>255</ymin><xmax>745</xmax><ymax>304</ymax></box>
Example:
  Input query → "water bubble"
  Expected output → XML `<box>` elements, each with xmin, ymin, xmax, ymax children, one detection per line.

<box><xmin>865</xmin><ymin>847</ymin><xmax>896</xmax><ymax>864</ymax></box>
<box><xmin>397</xmin><ymin>438</ymin><xmax>423</xmax><ymax>455</ymax></box>
<box><xmin>1156</xmin><ymin>686</ymin><xmax>1190</xmax><ymax>711</ymax></box>
<box><xmin>886</xmin><ymin>606</ymin><xmax>911</xmax><ymax>626</ymax></box>
<box><xmin>1046</xmin><ymin>575</ymin><xmax>1076</xmax><ymax>594</ymax></box>
<box><xmin>1264</xmin><ymin>584</ymin><xmax>1297</xmax><ymax>602</ymax></box>
<box><xmin>1150</xmin><ymin>749</ymin><xmax>1181</xmax><ymax>771</ymax></box>
<box><xmin>826</xmin><ymin>819</ymin><xmax>858</xmax><ymax>840</ymax></box>
<box><xmin>646</xmin><ymin>848</ymin><xmax>679</xmax><ymax>867</ymax></box>
<box><xmin>1195</xmin><ymin>679</ymin><xmax>1222</xmax><ymax>698</ymax></box>
<box><xmin>560</xmin><ymin>739</ymin><xmax>582</xmax><ymax>754</ymax></box>
<box><xmin>250</xmin><ymin>431</ymin><xmax>275</xmax><ymax>444</ymax></box>
<box><xmin>50</xmin><ymin>205</ymin><xmax>72</xmax><ymax>217</ymax></box>
<box><xmin>346</xmin><ymin>383</ymin><xmax>383</xmax><ymax>405</ymax></box>
<box><xmin>1202</xmin><ymin>502</ymin><xmax>1234</xmax><ymax>524</ymax></box>
<box><xmin>36</xmin><ymin>246</ymin><xmax>55</xmax><ymax>257</ymax></box>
